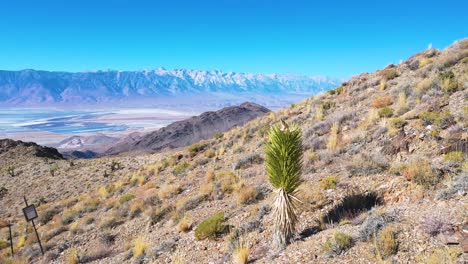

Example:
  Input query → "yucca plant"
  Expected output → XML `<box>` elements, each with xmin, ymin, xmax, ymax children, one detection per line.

<box><xmin>265</xmin><ymin>121</ymin><xmax>303</xmax><ymax>249</ymax></box>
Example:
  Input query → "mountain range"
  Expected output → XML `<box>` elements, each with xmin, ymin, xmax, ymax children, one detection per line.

<box><xmin>0</xmin><ymin>69</ymin><xmax>340</xmax><ymax>108</ymax></box>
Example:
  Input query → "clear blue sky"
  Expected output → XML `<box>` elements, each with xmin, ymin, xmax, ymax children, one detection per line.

<box><xmin>0</xmin><ymin>0</ymin><xmax>466</xmax><ymax>78</ymax></box>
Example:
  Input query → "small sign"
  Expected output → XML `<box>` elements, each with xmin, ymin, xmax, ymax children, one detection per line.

<box><xmin>22</xmin><ymin>205</ymin><xmax>38</xmax><ymax>221</ymax></box>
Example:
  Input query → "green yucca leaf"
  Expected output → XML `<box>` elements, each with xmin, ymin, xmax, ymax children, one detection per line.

<box><xmin>265</xmin><ymin>124</ymin><xmax>303</xmax><ymax>195</ymax></box>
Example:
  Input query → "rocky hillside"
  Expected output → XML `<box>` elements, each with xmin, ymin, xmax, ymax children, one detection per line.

<box><xmin>0</xmin><ymin>39</ymin><xmax>467</xmax><ymax>264</ymax></box>
<box><xmin>104</xmin><ymin>102</ymin><xmax>270</xmax><ymax>155</ymax></box>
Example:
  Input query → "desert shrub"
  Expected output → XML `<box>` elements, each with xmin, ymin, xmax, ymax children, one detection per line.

<box><xmin>326</xmin><ymin>122</ymin><xmax>339</xmax><ymax>151</ymax></box>
<box><xmin>372</xmin><ymin>96</ymin><xmax>393</xmax><ymax>108</ymax></box>
<box><xmin>110</xmin><ymin>161</ymin><xmax>122</xmax><ymax>172</ymax></box>
<box><xmin>158</xmin><ymin>183</ymin><xmax>182</xmax><ymax>199</ymax></box>
<box><xmin>119</xmin><ymin>193</ymin><xmax>135</xmax><ymax>204</ymax></box>
<box><xmin>61</xmin><ymin>210</ymin><xmax>81</xmax><ymax>225</ymax></box>
<box><xmin>194</xmin><ymin>212</ymin><xmax>227</xmax><ymax>240</ymax></box>
<box><xmin>188</xmin><ymin>143</ymin><xmax>205</xmax><ymax>156</ymax></box>
<box><xmin>233</xmin><ymin>153</ymin><xmax>264</xmax><ymax>170</ymax></box>
<box><xmin>66</xmin><ymin>247</ymin><xmax>79</xmax><ymax>264</ymax></box>
<box><xmin>129</xmin><ymin>199</ymin><xmax>145</xmax><ymax>218</ymax></box>
<box><xmin>232</xmin><ymin>238</ymin><xmax>249</xmax><ymax>264</ymax></box>
<box><xmin>177</xmin><ymin>216</ymin><xmax>191</xmax><ymax>232</ymax></box>
<box><xmin>420</xmin><ymin>212</ymin><xmax>452</xmax><ymax>236</ymax></box>
<box><xmin>218</xmin><ymin>171</ymin><xmax>237</xmax><ymax>194</ymax></box>
<box><xmin>378</xmin><ymin>107</ymin><xmax>393</xmax><ymax>118</ymax></box>
<box><xmin>237</xmin><ymin>185</ymin><xmax>257</xmax><ymax>205</ymax></box>
<box><xmin>380</xmin><ymin>79</ymin><xmax>386</xmax><ymax>90</ymax></box>
<box><xmin>133</xmin><ymin>236</ymin><xmax>146</xmax><ymax>258</ymax></box>
<box><xmin>39</xmin><ymin>206</ymin><xmax>60</xmax><ymax>225</ymax></box>
<box><xmin>379</xmin><ymin>68</ymin><xmax>398</xmax><ymax>80</ymax></box>
<box><xmin>320</xmin><ymin>176</ymin><xmax>338</xmax><ymax>190</ymax></box>
<box><xmin>43</xmin><ymin>226</ymin><xmax>68</xmax><ymax>241</ymax></box>
<box><xmin>424</xmin><ymin>247</ymin><xmax>461</xmax><ymax>264</ymax></box>
<box><xmin>99</xmin><ymin>215</ymin><xmax>124</xmax><ymax>229</ymax></box>
<box><xmin>443</xmin><ymin>151</ymin><xmax>464</xmax><ymax>162</ymax></box>
<box><xmin>204</xmin><ymin>148</ymin><xmax>216</xmax><ymax>158</ymax></box>
<box><xmin>390</xmin><ymin>117</ymin><xmax>406</xmax><ymax>129</ymax></box>
<box><xmin>416</xmin><ymin>78</ymin><xmax>433</xmax><ymax>95</ymax></box>
<box><xmin>376</xmin><ymin>226</ymin><xmax>398</xmax><ymax>259</ymax></box>
<box><xmin>49</xmin><ymin>164</ymin><xmax>59</xmax><ymax>176</ymax></box>
<box><xmin>418</xmin><ymin>57</ymin><xmax>433</xmax><ymax>68</ymax></box>
<box><xmin>146</xmin><ymin>204</ymin><xmax>174</xmax><ymax>225</ymax></box>
<box><xmin>321</xmin><ymin>99</ymin><xmax>335</xmax><ymax>110</ymax></box>
<box><xmin>357</xmin><ymin>209</ymin><xmax>398</xmax><ymax>241</ymax></box>
<box><xmin>79</xmin><ymin>244</ymin><xmax>113</xmax><ymax>263</ymax></box>
<box><xmin>7</xmin><ymin>165</ymin><xmax>15</xmax><ymax>177</ymax></box>
<box><xmin>298</xmin><ymin>182</ymin><xmax>327</xmax><ymax>210</ymax></box>
<box><xmin>173</xmin><ymin>161</ymin><xmax>189</xmax><ymax>176</ymax></box>
<box><xmin>0</xmin><ymin>240</ymin><xmax>9</xmax><ymax>250</ymax></box>
<box><xmin>322</xmin><ymin>232</ymin><xmax>352</xmax><ymax>255</ymax></box>
<box><xmin>402</xmin><ymin>160</ymin><xmax>438</xmax><ymax>188</ymax></box>
<box><xmin>420</xmin><ymin>111</ymin><xmax>454</xmax><ymax>129</ymax></box>
<box><xmin>438</xmin><ymin>71</ymin><xmax>458</xmax><ymax>93</ymax></box>
<box><xmin>214</xmin><ymin>133</ymin><xmax>224</xmax><ymax>139</ymax></box>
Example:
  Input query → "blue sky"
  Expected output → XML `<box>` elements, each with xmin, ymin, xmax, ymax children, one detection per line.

<box><xmin>0</xmin><ymin>0</ymin><xmax>466</xmax><ymax>78</ymax></box>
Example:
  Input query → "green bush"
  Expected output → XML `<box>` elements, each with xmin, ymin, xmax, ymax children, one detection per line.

<box><xmin>173</xmin><ymin>161</ymin><xmax>189</xmax><ymax>175</ymax></box>
<box><xmin>320</xmin><ymin>176</ymin><xmax>338</xmax><ymax>190</ymax></box>
<box><xmin>194</xmin><ymin>212</ymin><xmax>227</xmax><ymax>240</ymax></box>
<box><xmin>188</xmin><ymin>143</ymin><xmax>204</xmax><ymax>156</ymax></box>
<box><xmin>214</xmin><ymin>133</ymin><xmax>224</xmax><ymax>139</ymax></box>
<box><xmin>378</xmin><ymin>107</ymin><xmax>393</xmax><ymax>118</ymax></box>
<box><xmin>390</xmin><ymin>118</ymin><xmax>406</xmax><ymax>129</ymax></box>
<box><xmin>438</xmin><ymin>71</ymin><xmax>458</xmax><ymax>93</ymax></box>
<box><xmin>321</xmin><ymin>100</ymin><xmax>335</xmax><ymax>110</ymax></box>
<box><xmin>119</xmin><ymin>193</ymin><xmax>135</xmax><ymax>204</ymax></box>
<box><xmin>376</xmin><ymin>226</ymin><xmax>398</xmax><ymax>259</ymax></box>
<box><xmin>0</xmin><ymin>240</ymin><xmax>9</xmax><ymax>250</ymax></box>
<box><xmin>444</xmin><ymin>151</ymin><xmax>464</xmax><ymax>162</ymax></box>
<box><xmin>322</xmin><ymin>232</ymin><xmax>353</xmax><ymax>254</ymax></box>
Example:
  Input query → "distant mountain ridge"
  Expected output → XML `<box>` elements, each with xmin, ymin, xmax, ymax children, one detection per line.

<box><xmin>104</xmin><ymin>102</ymin><xmax>270</xmax><ymax>155</ymax></box>
<box><xmin>0</xmin><ymin>68</ymin><xmax>339</xmax><ymax>108</ymax></box>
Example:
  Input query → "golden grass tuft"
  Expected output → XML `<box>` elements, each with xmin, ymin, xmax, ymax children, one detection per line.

<box><xmin>237</xmin><ymin>185</ymin><xmax>256</xmax><ymax>205</ymax></box>
<box><xmin>372</xmin><ymin>96</ymin><xmax>393</xmax><ymax>108</ymax></box>
<box><xmin>402</xmin><ymin>160</ymin><xmax>438</xmax><ymax>188</ymax></box>
<box><xmin>133</xmin><ymin>236</ymin><xmax>146</xmax><ymax>258</ymax></box>
<box><xmin>66</xmin><ymin>247</ymin><xmax>79</xmax><ymax>264</ymax></box>
<box><xmin>327</xmin><ymin>122</ymin><xmax>339</xmax><ymax>151</ymax></box>
<box><xmin>177</xmin><ymin>216</ymin><xmax>191</xmax><ymax>233</ymax></box>
<box><xmin>232</xmin><ymin>238</ymin><xmax>249</xmax><ymax>264</ymax></box>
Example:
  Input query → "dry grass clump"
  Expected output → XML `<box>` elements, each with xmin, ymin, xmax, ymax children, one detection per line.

<box><xmin>236</xmin><ymin>185</ymin><xmax>256</xmax><ymax>205</ymax></box>
<box><xmin>322</xmin><ymin>232</ymin><xmax>353</xmax><ymax>255</ymax></box>
<box><xmin>378</xmin><ymin>107</ymin><xmax>393</xmax><ymax>118</ymax></box>
<box><xmin>443</xmin><ymin>151</ymin><xmax>464</xmax><ymax>162</ymax></box>
<box><xmin>232</xmin><ymin>238</ymin><xmax>249</xmax><ymax>264</ymax></box>
<box><xmin>320</xmin><ymin>176</ymin><xmax>338</xmax><ymax>190</ymax></box>
<box><xmin>66</xmin><ymin>247</ymin><xmax>79</xmax><ymax>264</ymax></box>
<box><xmin>204</xmin><ymin>148</ymin><xmax>216</xmax><ymax>158</ymax></box>
<box><xmin>372</xmin><ymin>96</ymin><xmax>393</xmax><ymax>108</ymax></box>
<box><xmin>379</xmin><ymin>68</ymin><xmax>398</xmax><ymax>80</ymax></box>
<box><xmin>130</xmin><ymin>174</ymin><xmax>145</xmax><ymax>186</ymax></box>
<box><xmin>133</xmin><ymin>236</ymin><xmax>146</xmax><ymax>258</ymax></box>
<box><xmin>327</xmin><ymin>122</ymin><xmax>339</xmax><ymax>151</ymax></box>
<box><xmin>159</xmin><ymin>183</ymin><xmax>182</xmax><ymax>199</ymax></box>
<box><xmin>422</xmin><ymin>247</ymin><xmax>461</xmax><ymax>264</ymax></box>
<box><xmin>375</xmin><ymin>225</ymin><xmax>398</xmax><ymax>259</ymax></box>
<box><xmin>129</xmin><ymin>198</ymin><xmax>145</xmax><ymax>218</ymax></box>
<box><xmin>402</xmin><ymin>160</ymin><xmax>438</xmax><ymax>188</ymax></box>
<box><xmin>217</xmin><ymin>171</ymin><xmax>237</xmax><ymax>194</ymax></box>
<box><xmin>119</xmin><ymin>193</ymin><xmax>135</xmax><ymax>204</ymax></box>
<box><xmin>416</xmin><ymin>78</ymin><xmax>433</xmax><ymax>95</ymax></box>
<box><xmin>177</xmin><ymin>216</ymin><xmax>191</xmax><ymax>232</ymax></box>
<box><xmin>298</xmin><ymin>182</ymin><xmax>327</xmax><ymax>209</ymax></box>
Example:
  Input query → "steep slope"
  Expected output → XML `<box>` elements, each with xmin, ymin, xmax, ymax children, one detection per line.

<box><xmin>0</xmin><ymin>69</ymin><xmax>339</xmax><ymax>108</ymax></box>
<box><xmin>104</xmin><ymin>102</ymin><xmax>270</xmax><ymax>155</ymax></box>
<box><xmin>0</xmin><ymin>39</ymin><xmax>467</xmax><ymax>264</ymax></box>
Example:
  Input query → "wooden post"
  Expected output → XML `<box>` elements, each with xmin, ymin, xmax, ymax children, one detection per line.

<box><xmin>23</xmin><ymin>196</ymin><xmax>44</xmax><ymax>255</ymax></box>
<box><xmin>8</xmin><ymin>224</ymin><xmax>13</xmax><ymax>256</ymax></box>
